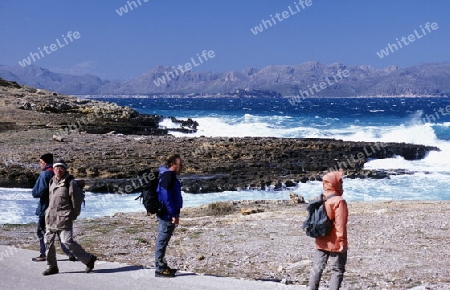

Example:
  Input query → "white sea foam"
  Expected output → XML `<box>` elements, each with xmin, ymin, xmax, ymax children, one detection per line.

<box><xmin>3</xmin><ymin>106</ymin><xmax>449</xmax><ymax>224</ymax></box>
<box><xmin>3</xmin><ymin>171</ymin><xmax>449</xmax><ymax>224</ymax></box>
<box><xmin>167</xmin><ymin>114</ymin><xmax>450</xmax><ymax>175</ymax></box>
<box><xmin>171</xmin><ymin>114</ymin><xmax>445</xmax><ymax>140</ymax></box>
<box><xmin>159</xmin><ymin>118</ymin><xmax>182</xmax><ymax>129</ymax></box>
<box><xmin>168</xmin><ymin>116</ymin><xmax>287</xmax><ymax>138</ymax></box>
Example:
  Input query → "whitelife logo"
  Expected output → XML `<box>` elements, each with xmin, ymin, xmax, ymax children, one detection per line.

<box><xmin>115</xmin><ymin>0</ymin><xmax>149</xmax><ymax>16</ymax></box>
<box><xmin>250</xmin><ymin>0</ymin><xmax>313</xmax><ymax>35</ymax></box>
<box><xmin>289</xmin><ymin>69</ymin><xmax>350</xmax><ymax>106</ymax></box>
<box><xmin>153</xmin><ymin>50</ymin><xmax>215</xmax><ymax>87</ymax></box>
<box><xmin>376</xmin><ymin>22</ymin><xmax>439</xmax><ymax>59</ymax></box>
<box><xmin>18</xmin><ymin>31</ymin><xmax>81</xmax><ymax>68</ymax></box>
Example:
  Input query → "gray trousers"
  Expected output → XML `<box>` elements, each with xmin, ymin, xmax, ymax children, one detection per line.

<box><xmin>309</xmin><ymin>249</ymin><xmax>347</xmax><ymax>290</ymax></box>
<box><xmin>44</xmin><ymin>229</ymin><xmax>93</xmax><ymax>268</ymax></box>
<box><xmin>37</xmin><ymin>216</ymin><xmax>72</xmax><ymax>258</ymax></box>
<box><xmin>155</xmin><ymin>217</ymin><xmax>176</xmax><ymax>272</ymax></box>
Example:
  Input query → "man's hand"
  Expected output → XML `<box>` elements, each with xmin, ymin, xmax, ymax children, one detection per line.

<box><xmin>172</xmin><ymin>217</ymin><xmax>179</xmax><ymax>225</ymax></box>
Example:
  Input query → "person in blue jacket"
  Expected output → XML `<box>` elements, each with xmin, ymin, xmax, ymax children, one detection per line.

<box><xmin>154</xmin><ymin>154</ymin><xmax>184</xmax><ymax>277</ymax></box>
<box><xmin>31</xmin><ymin>153</ymin><xmax>75</xmax><ymax>262</ymax></box>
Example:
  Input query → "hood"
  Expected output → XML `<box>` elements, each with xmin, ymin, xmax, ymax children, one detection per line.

<box><xmin>322</xmin><ymin>171</ymin><xmax>344</xmax><ymax>196</ymax></box>
<box><xmin>158</xmin><ymin>166</ymin><xmax>170</xmax><ymax>175</ymax></box>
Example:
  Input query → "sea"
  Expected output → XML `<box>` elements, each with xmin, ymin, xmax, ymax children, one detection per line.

<box><xmin>2</xmin><ymin>96</ymin><xmax>450</xmax><ymax>225</ymax></box>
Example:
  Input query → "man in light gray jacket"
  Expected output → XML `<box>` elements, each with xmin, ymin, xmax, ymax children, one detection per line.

<box><xmin>43</xmin><ymin>160</ymin><xmax>96</xmax><ymax>276</ymax></box>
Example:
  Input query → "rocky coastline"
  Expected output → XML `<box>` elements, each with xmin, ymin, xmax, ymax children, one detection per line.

<box><xmin>0</xmin><ymin>78</ymin><xmax>440</xmax><ymax>193</ymax></box>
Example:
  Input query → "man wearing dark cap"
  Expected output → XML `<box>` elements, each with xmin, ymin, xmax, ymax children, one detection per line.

<box><xmin>32</xmin><ymin>154</ymin><xmax>75</xmax><ymax>262</ymax></box>
<box><xmin>43</xmin><ymin>160</ymin><xmax>96</xmax><ymax>276</ymax></box>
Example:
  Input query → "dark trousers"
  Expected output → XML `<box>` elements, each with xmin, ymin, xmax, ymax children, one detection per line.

<box><xmin>155</xmin><ymin>217</ymin><xmax>176</xmax><ymax>272</ymax></box>
<box><xmin>37</xmin><ymin>216</ymin><xmax>72</xmax><ymax>258</ymax></box>
<box><xmin>309</xmin><ymin>249</ymin><xmax>347</xmax><ymax>290</ymax></box>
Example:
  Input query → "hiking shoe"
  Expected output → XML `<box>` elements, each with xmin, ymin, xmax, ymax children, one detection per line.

<box><xmin>42</xmin><ymin>267</ymin><xmax>59</xmax><ymax>276</ymax></box>
<box><xmin>166</xmin><ymin>266</ymin><xmax>178</xmax><ymax>274</ymax></box>
<box><xmin>68</xmin><ymin>255</ymin><xmax>77</xmax><ymax>262</ymax></box>
<box><xmin>155</xmin><ymin>268</ymin><xmax>176</xmax><ymax>278</ymax></box>
<box><xmin>85</xmin><ymin>255</ymin><xmax>97</xmax><ymax>273</ymax></box>
<box><xmin>32</xmin><ymin>256</ymin><xmax>46</xmax><ymax>262</ymax></box>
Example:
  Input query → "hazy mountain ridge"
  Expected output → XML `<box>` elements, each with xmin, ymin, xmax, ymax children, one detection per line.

<box><xmin>1</xmin><ymin>62</ymin><xmax>449</xmax><ymax>97</ymax></box>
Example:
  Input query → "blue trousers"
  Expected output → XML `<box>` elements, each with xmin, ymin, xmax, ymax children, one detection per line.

<box><xmin>155</xmin><ymin>217</ymin><xmax>176</xmax><ymax>272</ymax></box>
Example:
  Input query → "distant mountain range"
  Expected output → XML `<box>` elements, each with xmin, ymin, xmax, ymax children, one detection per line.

<box><xmin>1</xmin><ymin>62</ymin><xmax>449</xmax><ymax>97</ymax></box>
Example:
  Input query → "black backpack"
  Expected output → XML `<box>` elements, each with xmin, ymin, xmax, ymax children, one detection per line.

<box><xmin>65</xmin><ymin>176</ymin><xmax>86</xmax><ymax>208</ymax></box>
<box><xmin>135</xmin><ymin>170</ymin><xmax>163</xmax><ymax>215</ymax></box>
<box><xmin>302</xmin><ymin>194</ymin><xmax>337</xmax><ymax>238</ymax></box>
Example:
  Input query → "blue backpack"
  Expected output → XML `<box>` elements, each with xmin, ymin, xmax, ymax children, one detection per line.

<box><xmin>302</xmin><ymin>194</ymin><xmax>337</xmax><ymax>238</ymax></box>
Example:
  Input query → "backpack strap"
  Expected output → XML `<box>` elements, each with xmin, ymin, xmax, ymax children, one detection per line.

<box><xmin>64</xmin><ymin>175</ymin><xmax>75</xmax><ymax>188</ymax></box>
<box><xmin>323</xmin><ymin>193</ymin><xmax>338</xmax><ymax>202</ymax></box>
<box><xmin>322</xmin><ymin>194</ymin><xmax>338</xmax><ymax>222</ymax></box>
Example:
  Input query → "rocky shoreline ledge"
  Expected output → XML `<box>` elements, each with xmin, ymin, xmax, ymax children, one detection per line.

<box><xmin>0</xmin><ymin>78</ymin><xmax>440</xmax><ymax>192</ymax></box>
<box><xmin>1</xmin><ymin>200</ymin><xmax>449</xmax><ymax>289</ymax></box>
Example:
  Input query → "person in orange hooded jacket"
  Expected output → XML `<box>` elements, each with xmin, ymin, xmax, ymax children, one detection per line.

<box><xmin>309</xmin><ymin>171</ymin><xmax>348</xmax><ymax>290</ymax></box>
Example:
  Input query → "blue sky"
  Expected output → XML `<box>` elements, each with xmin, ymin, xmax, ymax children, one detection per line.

<box><xmin>1</xmin><ymin>0</ymin><xmax>449</xmax><ymax>80</ymax></box>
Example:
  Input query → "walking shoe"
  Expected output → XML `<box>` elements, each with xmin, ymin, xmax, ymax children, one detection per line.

<box><xmin>68</xmin><ymin>255</ymin><xmax>77</xmax><ymax>262</ymax></box>
<box><xmin>155</xmin><ymin>268</ymin><xmax>176</xmax><ymax>278</ymax></box>
<box><xmin>32</xmin><ymin>256</ymin><xmax>46</xmax><ymax>262</ymax></box>
<box><xmin>166</xmin><ymin>266</ymin><xmax>178</xmax><ymax>274</ymax></box>
<box><xmin>85</xmin><ymin>255</ymin><xmax>97</xmax><ymax>273</ymax></box>
<box><xmin>42</xmin><ymin>267</ymin><xmax>59</xmax><ymax>276</ymax></box>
